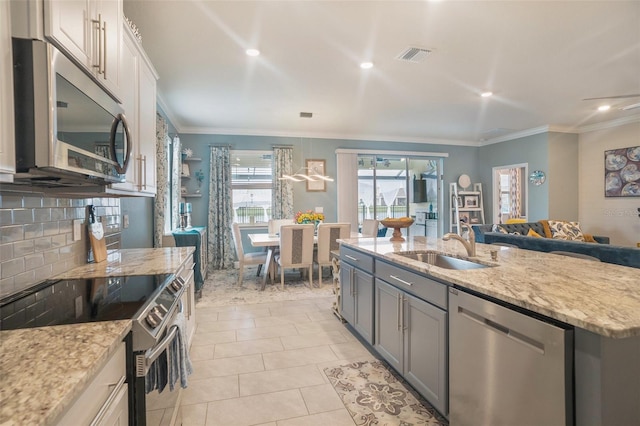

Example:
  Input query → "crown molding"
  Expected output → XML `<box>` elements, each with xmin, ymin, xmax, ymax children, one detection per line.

<box><xmin>577</xmin><ymin>114</ymin><xmax>640</xmax><ymax>133</ymax></box>
<box><xmin>177</xmin><ymin>126</ymin><xmax>479</xmax><ymax>147</ymax></box>
<box><xmin>156</xmin><ymin>93</ymin><xmax>182</xmax><ymax>133</ymax></box>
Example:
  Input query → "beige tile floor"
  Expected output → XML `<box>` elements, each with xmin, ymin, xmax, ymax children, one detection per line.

<box><xmin>178</xmin><ymin>296</ymin><xmax>375</xmax><ymax>425</ymax></box>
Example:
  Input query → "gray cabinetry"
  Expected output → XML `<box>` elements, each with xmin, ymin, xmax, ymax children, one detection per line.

<box><xmin>340</xmin><ymin>247</ymin><xmax>374</xmax><ymax>344</ymax></box>
<box><xmin>374</xmin><ymin>260</ymin><xmax>448</xmax><ymax>415</ymax></box>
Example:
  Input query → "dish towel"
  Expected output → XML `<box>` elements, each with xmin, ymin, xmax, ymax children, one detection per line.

<box><xmin>168</xmin><ymin>311</ymin><xmax>193</xmax><ymax>391</ymax></box>
<box><xmin>145</xmin><ymin>346</ymin><xmax>168</xmax><ymax>394</ymax></box>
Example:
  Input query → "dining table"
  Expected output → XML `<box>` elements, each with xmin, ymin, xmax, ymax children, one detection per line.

<box><xmin>248</xmin><ymin>231</ymin><xmax>361</xmax><ymax>290</ymax></box>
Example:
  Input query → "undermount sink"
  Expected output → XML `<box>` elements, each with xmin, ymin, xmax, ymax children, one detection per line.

<box><xmin>395</xmin><ymin>251</ymin><xmax>494</xmax><ymax>270</ymax></box>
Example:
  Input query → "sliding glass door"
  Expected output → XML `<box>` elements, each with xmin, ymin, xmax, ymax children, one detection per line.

<box><xmin>357</xmin><ymin>154</ymin><xmax>443</xmax><ymax>239</ymax></box>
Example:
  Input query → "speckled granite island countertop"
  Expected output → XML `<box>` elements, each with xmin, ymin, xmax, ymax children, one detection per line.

<box><xmin>0</xmin><ymin>248</ymin><xmax>194</xmax><ymax>425</ymax></box>
<box><xmin>341</xmin><ymin>237</ymin><xmax>640</xmax><ymax>338</ymax></box>
<box><xmin>0</xmin><ymin>320</ymin><xmax>131</xmax><ymax>426</ymax></box>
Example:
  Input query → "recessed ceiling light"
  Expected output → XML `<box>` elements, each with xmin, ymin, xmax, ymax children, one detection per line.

<box><xmin>360</xmin><ymin>62</ymin><xmax>373</xmax><ymax>69</ymax></box>
<box><xmin>598</xmin><ymin>105</ymin><xmax>611</xmax><ymax>112</ymax></box>
<box><xmin>246</xmin><ymin>48</ymin><xmax>260</xmax><ymax>57</ymax></box>
<box><xmin>481</xmin><ymin>91</ymin><xmax>493</xmax><ymax>98</ymax></box>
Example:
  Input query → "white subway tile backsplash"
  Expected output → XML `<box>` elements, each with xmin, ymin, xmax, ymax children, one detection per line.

<box><xmin>0</xmin><ymin>192</ymin><xmax>122</xmax><ymax>298</ymax></box>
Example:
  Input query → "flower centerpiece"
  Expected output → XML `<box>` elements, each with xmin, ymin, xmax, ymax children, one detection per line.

<box><xmin>295</xmin><ymin>210</ymin><xmax>325</xmax><ymax>225</ymax></box>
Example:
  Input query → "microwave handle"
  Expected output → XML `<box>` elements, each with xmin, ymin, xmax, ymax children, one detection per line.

<box><xmin>110</xmin><ymin>114</ymin><xmax>132</xmax><ymax>174</ymax></box>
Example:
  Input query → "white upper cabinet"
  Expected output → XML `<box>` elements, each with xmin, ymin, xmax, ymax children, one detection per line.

<box><xmin>43</xmin><ymin>0</ymin><xmax>122</xmax><ymax>100</ymax></box>
<box><xmin>0</xmin><ymin>0</ymin><xmax>15</xmax><ymax>181</ymax></box>
<box><xmin>110</xmin><ymin>23</ymin><xmax>157</xmax><ymax>196</ymax></box>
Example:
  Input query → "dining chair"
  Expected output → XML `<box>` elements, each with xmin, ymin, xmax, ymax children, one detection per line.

<box><xmin>315</xmin><ymin>223</ymin><xmax>351</xmax><ymax>287</ymax></box>
<box><xmin>361</xmin><ymin>219</ymin><xmax>379</xmax><ymax>237</ymax></box>
<box><xmin>275</xmin><ymin>224</ymin><xmax>315</xmax><ymax>290</ymax></box>
<box><xmin>268</xmin><ymin>218</ymin><xmax>294</xmax><ymax>235</ymax></box>
<box><xmin>232</xmin><ymin>222</ymin><xmax>268</xmax><ymax>286</ymax></box>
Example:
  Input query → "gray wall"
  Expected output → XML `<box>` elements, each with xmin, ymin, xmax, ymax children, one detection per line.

<box><xmin>548</xmin><ymin>132</ymin><xmax>579</xmax><ymax>221</ymax></box>
<box><xmin>120</xmin><ymin>197</ymin><xmax>154</xmax><ymax>248</ymax></box>
<box><xmin>178</xmin><ymin>134</ymin><xmax>480</xmax><ymax>231</ymax></box>
<box><xmin>478</xmin><ymin>133</ymin><xmax>550</xmax><ymax>222</ymax></box>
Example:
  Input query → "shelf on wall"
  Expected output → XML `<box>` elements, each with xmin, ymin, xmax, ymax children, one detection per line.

<box><xmin>182</xmin><ymin>193</ymin><xmax>202</xmax><ymax>198</ymax></box>
<box><xmin>182</xmin><ymin>157</ymin><xmax>202</xmax><ymax>162</ymax></box>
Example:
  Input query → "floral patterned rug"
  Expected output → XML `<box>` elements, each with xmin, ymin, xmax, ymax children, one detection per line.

<box><xmin>197</xmin><ymin>265</ymin><xmax>334</xmax><ymax>307</ymax></box>
<box><xmin>324</xmin><ymin>360</ymin><xmax>448</xmax><ymax>426</ymax></box>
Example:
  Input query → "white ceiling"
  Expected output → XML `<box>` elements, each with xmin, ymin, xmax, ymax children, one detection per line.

<box><xmin>123</xmin><ymin>1</ymin><xmax>640</xmax><ymax>145</ymax></box>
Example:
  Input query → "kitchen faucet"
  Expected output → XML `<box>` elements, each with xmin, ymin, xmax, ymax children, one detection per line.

<box><xmin>443</xmin><ymin>223</ymin><xmax>476</xmax><ymax>257</ymax></box>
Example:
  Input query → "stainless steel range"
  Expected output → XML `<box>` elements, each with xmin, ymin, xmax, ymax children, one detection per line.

<box><xmin>0</xmin><ymin>272</ymin><xmax>189</xmax><ymax>425</ymax></box>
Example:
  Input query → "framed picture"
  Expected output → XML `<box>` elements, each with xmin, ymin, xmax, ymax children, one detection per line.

<box><xmin>464</xmin><ymin>195</ymin><xmax>479</xmax><ymax>208</ymax></box>
<box><xmin>605</xmin><ymin>146</ymin><xmax>640</xmax><ymax>197</ymax></box>
<box><xmin>455</xmin><ymin>195</ymin><xmax>463</xmax><ymax>207</ymax></box>
<box><xmin>306</xmin><ymin>159</ymin><xmax>326</xmax><ymax>192</ymax></box>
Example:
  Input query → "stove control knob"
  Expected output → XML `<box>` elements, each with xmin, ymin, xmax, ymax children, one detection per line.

<box><xmin>145</xmin><ymin>312</ymin><xmax>160</xmax><ymax>328</ymax></box>
<box><xmin>154</xmin><ymin>307</ymin><xmax>166</xmax><ymax>322</ymax></box>
<box><xmin>171</xmin><ymin>279</ymin><xmax>184</xmax><ymax>292</ymax></box>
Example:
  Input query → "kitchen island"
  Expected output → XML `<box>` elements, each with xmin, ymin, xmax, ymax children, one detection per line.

<box><xmin>0</xmin><ymin>247</ymin><xmax>195</xmax><ymax>426</ymax></box>
<box><xmin>340</xmin><ymin>236</ymin><xmax>640</xmax><ymax>425</ymax></box>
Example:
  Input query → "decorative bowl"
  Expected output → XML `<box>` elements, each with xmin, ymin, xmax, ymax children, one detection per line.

<box><xmin>379</xmin><ymin>218</ymin><xmax>415</xmax><ymax>242</ymax></box>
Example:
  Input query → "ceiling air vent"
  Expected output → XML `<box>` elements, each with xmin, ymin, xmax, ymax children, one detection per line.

<box><xmin>396</xmin><ymin>47</ymin><xmax>432</xmax><ymax>63</ymax></box>
<box><xmin>299</xmin><ymin>112</ymin><xmax>313</xmax><ymax>118</ymax></box>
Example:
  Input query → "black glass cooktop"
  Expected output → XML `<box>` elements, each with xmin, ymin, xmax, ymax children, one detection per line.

<box><xmin>0</xmin><ymin>274</ymin><xmax>173</xmax><ymax>331</ymax></box>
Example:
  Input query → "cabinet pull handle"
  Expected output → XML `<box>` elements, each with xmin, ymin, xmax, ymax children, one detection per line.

<box><xmin>102</xmin><ymin>20</ymin><xmax>107</xmax><ymax>78</ymax></box>
<box><xmin>389</xmin><ymin>275</ymin><xmax>413</xmax><ymax>286</ymax></box>
<box><xmin>91</xmin><ymin>16</ymin><xmax>101</xmax><ymax>70</ymax></box>
<box><xmin>401</xmin><ymin>296</ymin><xmax>407</xmax><ymax>331</ymax></box>
<box><xmin>397</xmin><ymin>292</ymin><xmax>401</xmax><ymax>330</ymax></box>
<box><xmin>137</xmin><ymin>156</ymin><xmax>143</xmax><ymax>191</ymax></box>
<box><xmin>350</xmin><ymin>268</ymin><xmax>355</xmax><ymax>296</ymax></box>
<box><xmin>344</xmin><ymin>255</ymin><xmax>358</xmax><ymax>261</ymax></box>
<box><xmin>142</xmin><ymin>155</ymin><xmax>147</xmax><ymax>189</ymax></box>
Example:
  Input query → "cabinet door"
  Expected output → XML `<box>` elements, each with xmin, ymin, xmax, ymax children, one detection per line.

<box><xmin>93</xmin><ymin>0</ymin><xmax>122</xmax><ymax>98</ymax></box>
<box><xmin>137</xmin><ymin>59</ymin><xmax>157</xmax><ymax>194</ymax></box>
<box><xmin>0</xmin><ymin>0</ymin><xmax>15</xmax><ymax>179</ymax></box>
<box><xmin>110</xmin><ymin>27</ymin><xmax>138</xmax><ymax>192</ymax></box>
<box><xmin>353</xmin><ymin>268</ymin><xmax>374</xmax><ymax>344</ymax></box>
<box><xmin>404</xmin><ymin>293</ymin><xmax>448</xmax><ymax>415</ymax></box>
<box><xmin>340</xmin><ymin>262</ymin><xmax>355</xmax><ymax>325</ymax></box>
<box><xmin>374</xmin><ymin>279</ymin><xmax>403</xmax><ymax>372</ymax></box>
<box><xmin>44</xmin><ymin>0</ymin><xmax>92</xmax><ymax>66</ymax></box>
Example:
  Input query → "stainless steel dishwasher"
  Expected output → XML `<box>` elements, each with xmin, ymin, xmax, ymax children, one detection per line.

<box><xmin>449</xmin><ymin>287</ymin><xmax>573</xmax><ymax>426</ymax></box>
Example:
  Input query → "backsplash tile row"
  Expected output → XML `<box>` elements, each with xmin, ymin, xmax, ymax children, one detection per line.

<box><xmin>0</xmin><ymin>191</ymin><xmax>122</xmax><ymax>298</ymax></box>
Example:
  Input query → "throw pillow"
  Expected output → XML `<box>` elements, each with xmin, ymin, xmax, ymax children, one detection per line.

<box><xmin>583</xmin><ymin>233</ymin><xmax>597</xmax><ymax>243</ymax></box>
<box><xmin>538</xmin><ymin>220</ymin><xmax>553</xmax><ymax>238</ymax></box>
<box><xmin>548</xmin><ymin>220</ymin><xmax>585</xmax><ymax>241</ymax></box>
<box><xmin>527</xmin><ymin>228</ymin><xmax>542</xmax><ymax>238</ymax></box>
<box><xmin>492</xmin><ymin>224</ymin><xmax>508</xmax><ymax>234</ymax></box>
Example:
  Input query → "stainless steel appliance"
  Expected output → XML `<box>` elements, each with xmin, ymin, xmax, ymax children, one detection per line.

<box><xmin>0</xmin><ymin>272</ymin><xmax>190</xmax><ymax>425</ymax></box>
<box><xmin>12</xmin><ymin>38</ymin><xmax>131</xmax><ymax>187</ymax></box>
<box><xmin>449</xmin><ymin>287</ymin><xmax>573</xmax><ymax>426</ymax></box>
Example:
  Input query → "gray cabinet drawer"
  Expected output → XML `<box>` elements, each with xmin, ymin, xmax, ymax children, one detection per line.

<box><xmin>376</xmin><ymin>260</ymin><xmax>447</xmax><ymax>309</ymax></box>
<box><xmin>341</xmin><ymin>246</ymin><xmax>374</xmax><ymax>273</ymax></box>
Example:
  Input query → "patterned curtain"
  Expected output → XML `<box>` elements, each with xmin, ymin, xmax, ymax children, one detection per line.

<box><xmin>153</xmin><ymin>114</ymin><xmax>169</xmax><ymax>247</ymax></box>
<box><xmin>208</xmin><ymin>146</ymin><xmax>235</xmax><ymax>270</ymax></box>
<box><xmin>272</xmin><ymin>147</ymin><xmax>294</xmax><ymax>219</ymax></box>
<box><xmin>509</xmin><ymin>168</ymin><xmax>521</xmax><ymax>219</ymax></box>
<box><xmin>170</xmin><ymin>136</ymin><xmax>181</xmax><ymax>231</ymax></box>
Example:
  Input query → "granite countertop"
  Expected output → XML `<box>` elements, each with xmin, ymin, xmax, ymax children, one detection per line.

<box><xmin>341</xmin><ymin>236</ymin><xmax>640</xmax><ymax>339</ymax></box>
<box><xmin>0</xmin><ymin>247</ymin><xmax>195</xmax><ymax>425</ymax></box>
<box><xmin>54</xmin><ymin>247</ymin><xmax>195</xmax><ymax>279</ymax></box>
<box><xmin>0</xmin><ymin>321</ymin><xmax>131</xmax><ymax>426</ymax></box>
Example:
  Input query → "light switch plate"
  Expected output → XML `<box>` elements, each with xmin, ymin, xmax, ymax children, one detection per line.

<box><xmin>315</xmin><ymin>207</ymin><xmax>323</xmax><ymax>213</ymax></box>
<box><xmin>123</xmin><ymin>214</ymin><xmax>129</xmax><ymax>229</ymax></box>
<box><xmin>73</xmin><ymin>219</ymin><xmax>82</xmax><ymax>241</ymax></box>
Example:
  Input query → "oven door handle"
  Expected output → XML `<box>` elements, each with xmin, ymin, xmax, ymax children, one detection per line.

<box><xmin>138</xmin><ymin>325</ymin><xmax>179</xmax><ymax>377</ymax></box>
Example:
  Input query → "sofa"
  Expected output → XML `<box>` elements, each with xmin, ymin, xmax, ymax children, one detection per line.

<box><xmin>472</xmin><ymin>221</ymin><xmax>640</xmax><ymax>269</ymax></box>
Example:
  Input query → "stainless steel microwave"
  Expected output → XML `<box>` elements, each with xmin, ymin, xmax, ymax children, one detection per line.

<box><xmin>12</xmin><ymin>38</ymin><xmax>131</xmax><ymax>187</ymax></box>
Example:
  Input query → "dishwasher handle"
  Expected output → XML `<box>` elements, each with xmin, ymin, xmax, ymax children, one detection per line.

<box><xmin>458</xmin><ymin>306</ymin><xmax>545</xmax><ymax>354</ymax></box>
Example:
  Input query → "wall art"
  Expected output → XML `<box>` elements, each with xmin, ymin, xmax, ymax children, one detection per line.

<box><xmin>605</xmin><ymin>146</ymin><xmax>640</xmax><ymax>197</ymax></box>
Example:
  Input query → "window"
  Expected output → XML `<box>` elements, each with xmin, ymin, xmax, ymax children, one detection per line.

<box><xmin>231</xmin><ymin>151</ymin><xmax>273</xmax><ymax>224</ymax></box>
